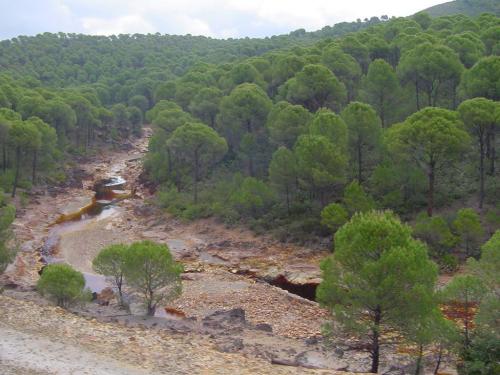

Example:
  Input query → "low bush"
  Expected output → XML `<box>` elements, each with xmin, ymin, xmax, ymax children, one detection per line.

<box><xmin>37</xmin><ymin>263</ymin><xmax>90</xmax><ymax>308</ymax></box>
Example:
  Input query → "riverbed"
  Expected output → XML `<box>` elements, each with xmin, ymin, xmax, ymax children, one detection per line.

<box><xmin>5</xmin><ymin>127</ymin><xmax>329</xmax><ymax>338</ymax></box>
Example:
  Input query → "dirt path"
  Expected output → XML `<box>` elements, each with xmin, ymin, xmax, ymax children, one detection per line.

<box><xmin>0</xmin><ymin>325</ymin><xmax>151</xmax><ymax>375</ymax></box>
<box><xmin>0</xmin><ymin>295</ymin><xmax>338</xmax><ymax>375</ymax></box>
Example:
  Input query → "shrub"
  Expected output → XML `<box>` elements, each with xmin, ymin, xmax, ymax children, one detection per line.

<box><xmin>413</xmin><ymin>212</ymin><xmax>457</xmax><ymax>256</ymax></box>
<box><xmin>320</xmin><ymin>203</ymin><xmax>348</xmax><ymax>233</ymax></box>
<box><xmin>229</xmin><ymin>177</ymin><xmax>276</xmax><ymax>218</ymax></box>
<box><xmin>37</xmin><ymin>264</ymin><xmax>90</xmax><ymax>308</ymax></box>
<box><xmin>453</xmin><ymin>208</ymin><xmax>484</xmax><ymax>258</ymax></box>
<box><xmin>440</xmin><ymin>253</ymin><xmax>459</xmax><ymax>272</ymax></box>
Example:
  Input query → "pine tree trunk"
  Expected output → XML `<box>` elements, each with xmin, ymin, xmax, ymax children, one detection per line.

<box><xmin>489</xmin><ymin>130</ymin><xmax>496</xmax><ymax>175</ymax></box>
<box><xmin>479</xmin><ymin>134</ymin><xmax>485</xmax><ymax>209</ymax></box>
<box><xmin>193</xmin><ymin>150</ymin><xmax>199</xmax><ymax>204</ymax></box>
<box><xmin>464</xmin><ymin>294</ymin><xmax>470</xmax><ymax>348</ymax></box>
<box><xmin>380</xmin><ymin>94</ymin><xmax>385</xmax><ymax>128</ymax></box>
<box><xmin>285</xmin><ymin>185</ymin><xmax>290</xmax><ymax>215</ymax></box>
<box><xmin>433</xmin><ymin>344</ymin><xmax>443</xmax><ymax>375</ymax></box>
<box><xmin>32</xmin><ymin>150</ymin><xmax>37</xmax><ymax>184</ymax></box>
<box><xmin>427</xmin><ymin>163</ymin><xmax>435</xmax><ymax>217</ymax></box>
<box><xmin>358</xmin><ymin>138</ymin><xmax>363</xmax><ymax>184</ymax></box>
<box><xmin>416</xmin><ymin>80</ymin><xmax>420</xmax><ymax>111</ymax></box>
<box><xmin>248</xmin><ymin>155</ymin><xmax>254</xmax><ymax>177</ymax></box>
<box><xmin>12</xmin><ymin>146</ymin><xmax>21</xmax><ymax>198</ymax></box>
<box><xmin>147</xmin><ymin>288</ymin><xmax>155</xmax><ymax>316</ymax></box>
<box><xmin>116</xmin><ymin>274</ymin><xmax>124</xmax><ymax>307</ymax></box>
<box><xmin>2</xmin><ymin>142</ymin><xmax>6</xmax><ymax>172</ymax></box>
<box><xmin>370</xmin><ymin>306</ymin><xmax>382</xmax><ymax>373</ymax></box>
<box><xmin>415</xmin><ymin>344</ymin><xmax>424</xmax><ymax>375</ymax></box>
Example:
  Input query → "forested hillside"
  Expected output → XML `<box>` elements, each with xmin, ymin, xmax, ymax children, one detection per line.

<box><xmin>1</xmin><ymin>11</ymin><xmax>499</xmax><ymax>250</ymax></box>
<box><xmin>0</xmin><ymin>18</ymin><xmax>380</xmax><ymax>89</ymax></box>
<box><xmin>1</xmin><ymin>6</ymin><xmax>499</xmax><ymax>374</ymax></box>
<box><xmin>423</xmin><ymin>0</ymin><xmax>500</xmax><ymax>17</ymax></box>
<box><xmin>140</xmin><ymin>11</ymin><xmax>500</xmax><ymax>258</ymax></box>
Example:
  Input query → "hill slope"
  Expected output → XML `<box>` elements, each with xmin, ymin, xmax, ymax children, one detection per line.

<box><xmin>422</xmin><ymin>0</ymin><xmax>500</xmax><ymax>17</ymax></box>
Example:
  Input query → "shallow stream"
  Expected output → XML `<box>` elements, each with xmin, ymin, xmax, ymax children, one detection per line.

<box><xmin>42</xmin><ymin>177</ymin><xmax>129</xmax><ymax>293</ymax></box>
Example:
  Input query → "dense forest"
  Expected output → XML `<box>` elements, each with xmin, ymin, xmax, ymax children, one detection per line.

<box><xmin>0</xmin><ymin>6</ymin><xmax>499</xmax><ymax>374</ymax></box>
<box><xmin>424</xmin><ymin>0</ymin><xmax>500</xmax><ymax>17</ymax></box>
<box><xmin>140</xmin><ymin>10</ymin><xmax>500</xmax><ymax>257</ymax></box>
<box><xmin>0</xmin><ymin>10</ymin><xmax>499</xmax><ymax>253</ymax></box>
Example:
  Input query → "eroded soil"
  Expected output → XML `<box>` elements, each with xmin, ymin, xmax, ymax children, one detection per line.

<box><xmin>0</xmin><ymin>128</ymin><xmax>456</xmax><ymax>374</ymax></box>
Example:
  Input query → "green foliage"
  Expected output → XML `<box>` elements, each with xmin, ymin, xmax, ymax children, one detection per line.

<box><xmin>413</xmin><ymin>12</ymin><xmax>432</xmax><ymax>30</ymax></box>
<box><xmin>457</xmin><ymin>229</ymin><xmax>500</xmax><ymax>374</ymax></box>
<box><xmin>387</xmin><ymin>107</ymin><xmax>470</xmax><ymax>216</ymax></box>
<box><xmin>1</xmin><ymin>9</ymin><xmax>497</xmax><ymax>254</ymax></box>
<box><xmin>123</xmin><ymin>241</ymin><xmax>183</xmax><ymax>316</ymax></box>
<box><xmin>453</xmin><ymin>208</ymin><xmax>484</xmax><ymax>258</ymax></box>
<box><xmin>467</xmin><ymin>230</ymin><xmax>500</xmax><ymax>305</ymax></box>
<box><xmin>216</xmin><ymin>83</ymin><xmax>271</xmax><ymax>175</ymax></box>
<box><xmin>294</xmin><ymin>134</ymin><xmax>347</xmax><ymax>203</ymax></box>
<box><xmin>266</xmin><ymin>101</ymin><xmax>311</xmax><ymax>148</ymax></box>
<box><xmin>128</xmin><ymin>95</ymin><xmax>149</xmax><ymax>113</ymax></box>
<box><xmin>361</xmin><ymin>59</ymin><xmax>399</xmax><ymax>126</ymax></box>
<box><xmin>321</xmin><ymin>181</ymin><xmax>374</xmax><ymax>235</ymax></box>
<box><xmin>188</xmin><ymin>87</ymin><xmax>222</xmax><ymax>127</ymax></box>
<box><xmin>341</xmin><ymin>102</ymin><xmax>381</xmax><ymax>183</ymax></box>
<box><xmin>146</xmin><ymin>100</ymin><xmax>182</xmax><ymax>123</ymax></box>
<box><xmin>92</xmin><ymin>244</ymin><xmax>128</xmax><ymax>306</ymax></box>
<box><xmin>441</xmin><ymin>275</ymin><xmax>487</xmax><ymax>341</ymax></box>
<box><xmin>342</xmin><ymin>181</ymin><xmax>375</xmax><ymax>216</ymax></box>
<box><xmin>280</xmin><ymin>64</ymin><xmax>347</xmax><ymax>112</ymax></box>
<box><xmin>269</xmin><ymin>147</ymin><xmax>297</xmax><ymax>212</ymax></box>
<box><xmin>413</xmin><ymin>212</ymin><xmax>458</xmax><ymax>257</ymax></box>
<box><xmin>460</xmin><ymin>56</ymin><xmax>500</xmax><ymax>100</ymax></box>
<box><xmin>229</xmin><ymin>177</ymin><xmax>276</xmax><ymax>218</ymax></box>
<box><xmin>458</xmin><ymin>98</ymin><xmax>496</xmax><ymax>208</ymax></box>
<box><xmin>445</xmin><ymin>33</ymin><xmax>485</xmax><ymax>68</ymax></box>
<box><xmin>460</xmin><ymin>328</ymin><xmax>500</xmax><ymax>375</ymax></box>
<box><xmin>403</xmin><ymin>307</ymin><xmax>460</xmax><ymax>375</ymax></box>
<box><xmin>317</xmin><ymin>210</ymin><xmax>438</xmax><ymax>373</ymax></box>
<box><xmin>153</xmin><ymin>108</ymin><xmax>194</xmax><ymax>135</ymax></box>
<box><xmin>320</xmin><ymin>203</ymin><xmax>348</xmax><ymax>233</ymax></box>
<box><xmin>37</xmin><ymin>264</ymin><xmax>89</xmax><ymax>308</ymax></box>
<box><xmin>423</xmin><ymin>0</ymin><xmax>500</xmax><ymax>18</ymax></box>
<box><xmin>167</xmin><ymin>122</ymin><xmax>227</xmax><ymax>203</ymax></box>
<box><xmin>308</xmin><ymin>108</ymin><xmax>348</xmax><ymax>153</ymax></box>
<box><xmin>398</xmin><ymin>42</ymin><xmax>463</xmax><ymax>108</ymax></box>
<box><xmin>321</xmin><ymin>45</ymin><xmax>362</xmax><ymax>101</ymax></box>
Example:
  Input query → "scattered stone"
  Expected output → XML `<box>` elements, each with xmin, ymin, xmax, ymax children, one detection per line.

<box><xmin>255</xmin><ymin>323</ymin><xmax>273</xmax><ymax>332</ymax></box>
<box><xmin>305</xmin><ymin>336</ymin><xmax>319</xmax><ymax>345</ymax></box>
<box><xmin>215</xmin><ymin>338</ymin><xmax>244</xmax><ymax>353</ymax></box>
<box><xmin>202</xmin><ymin>308</ymin><xmax>246</xmax><ymax>329</ymax></box>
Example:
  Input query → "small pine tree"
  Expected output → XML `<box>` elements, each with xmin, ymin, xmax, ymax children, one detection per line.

<box><xmin>123</xmin><ymin>241</ymin><xmax>183</xmax><ymax>316</ymax></box>
<box><xmin>317</xmin><ymin>211</ymin><xmax>438</xmax><ymax>373</ymax></box>
<box><xmin>92</xmin><ymin>244</ymin><xmax>128</xmax><ymax>306</ymax></box>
